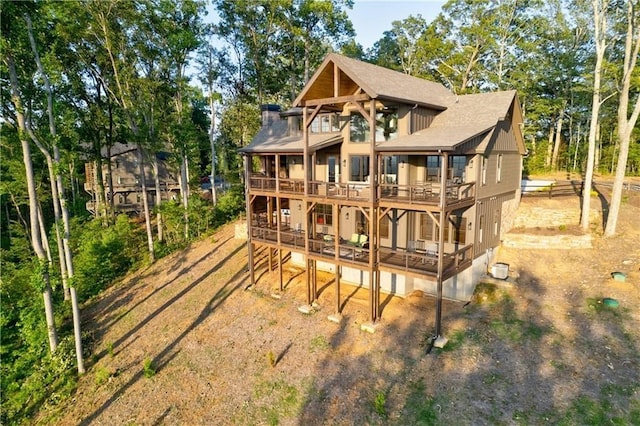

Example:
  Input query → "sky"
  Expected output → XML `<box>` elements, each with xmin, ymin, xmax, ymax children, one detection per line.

<box><xmin>347</xmin><ymin>0</ymin><xmax>446</xmax><ymax>50</ymax></box>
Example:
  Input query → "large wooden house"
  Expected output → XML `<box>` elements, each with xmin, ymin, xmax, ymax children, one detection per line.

<box><xmin>241</xmin><ymin>53</ymin><xmax>525</xmax><ymax>326</ymax></box>
<box><xmin>85</xmin><ymin>143</ymin><xmax>180</xmax><ymax>215</ymax></box>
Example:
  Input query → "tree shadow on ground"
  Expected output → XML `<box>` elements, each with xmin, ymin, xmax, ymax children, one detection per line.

<box><xmin>80</xmin><ymin>243</ymin><xmax>250</xmax><ymax>424</ymax></box>
<box><xmin>295</xmin><ymin>264</ymin><xmax>639</xmax><ymax>424</ymax></box>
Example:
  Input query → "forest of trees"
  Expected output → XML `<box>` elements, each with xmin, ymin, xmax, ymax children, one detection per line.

<box><xmin>0</xmin><ymin>0</ymin><xmax>638</xmax><ymax>423</ymax></box>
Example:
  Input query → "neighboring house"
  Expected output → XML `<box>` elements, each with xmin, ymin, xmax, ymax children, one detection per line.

<box><xmin>240</xmin><ymin>53</ymin><xmax>525</xmax><ymax>324</ymax></box>
<box><xmin>84</xmin><ymin>143</ymin><xmax>180</xmax><ymax>215</ymax></box>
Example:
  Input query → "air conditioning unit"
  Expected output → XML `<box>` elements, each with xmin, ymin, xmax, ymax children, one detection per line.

<box><xmin>491</xmin><ymin>263</ymin><xmax>509</xmax><ymax>280</ymax></box>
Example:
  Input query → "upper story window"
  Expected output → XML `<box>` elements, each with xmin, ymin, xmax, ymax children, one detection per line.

<box><xmin>310</xmin><ymin>113</ymin><xmax>340</xmax><ymax>133</ymax></box>
<box><xmin>496</xmin><ymin>154</ymin><xmax>503</xmax><ymax>183</ymax></box>
<box><xmin>350</xmin><ymin>108</ymin><xmax>398</xmax><ymax>143</ymax></box>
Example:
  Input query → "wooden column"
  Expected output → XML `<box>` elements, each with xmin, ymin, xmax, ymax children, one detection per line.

<box><xmin>267</xmin><ymin>196</ymin><xmax>273</xmax><ymax>270</ymax></box>
<box><xmin>276</xmin><ymin>196</ymin><xmax>283</xmax><ymax>291</ymax></box>
<box><xmin>244</xmin><ymin>154</ymin><xmax>255</xmax><ymax>287</ymax></box>
<box><xmin>334</xmin><ymin>203</ymin><xmax>341</xmax><ymax>313</ymax></box>
<box><xmin>303</xmin><ymin>106</ymin><xmax>311</xmax><ymax>305</ymax></box>
<box><xmin>368</xmin><ymin>99</ymin><xmax>378</xmax><ymax>322</ymax></box>
<box><xmin>435</xmin><ymin>152</ymin><xmax>449</xmax><ymax>337</ymax></box>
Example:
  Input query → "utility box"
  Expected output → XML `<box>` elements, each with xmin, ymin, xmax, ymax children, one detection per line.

<box><xmin>491</xmin><ymin>263</ymin><xmax>509</xmax><ymax>280</ymax></box>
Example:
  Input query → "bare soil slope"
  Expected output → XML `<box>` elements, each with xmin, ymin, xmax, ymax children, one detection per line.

<box><xmin>43</xmin><ymin>189</ymin><xmax>640</xmax><ymax>425</ymax></box>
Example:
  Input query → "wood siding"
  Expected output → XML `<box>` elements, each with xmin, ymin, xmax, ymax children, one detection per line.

<box><xmin>410</xmin><ymin>107</ymin><xmax>438</xmax><ymax>133</ymax></box>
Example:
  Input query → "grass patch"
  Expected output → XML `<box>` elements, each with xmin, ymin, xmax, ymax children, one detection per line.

<box><xmin>471</xmin><ymin>282</ymin><xmax>502</xmax><ymax>304</ymax></box>
<box><xmin>440</xmin><ymin>329</ymin><xmax>467</xmax><ymax>352</ymax></box>
<box><xmin>398</xmin><ymin>379</ymin><xmax>440</xmax><ymax>425</ymax></box>
<box><xmin>250</xmin><ymin>378</ymin><xmax>301</xmax><ymax>425</ymax></box>
<box><xmin>374</xmin><ymin>391</ymin><xmax>386</xmax><ymax>417</ymax></box>
<box><xmin>309</xmin><ymin>335</ymin><xmax>330</xmax><ymax>352</ymax></box>
<box><xmin>142</xmin><ymin>358</ymin><xmax>156</xmax><ymax>378</ymax></box>
<box><xmin>94</xmin><ymin>366</ymin><xmax>111</xmax><ymax>386</ymax></box>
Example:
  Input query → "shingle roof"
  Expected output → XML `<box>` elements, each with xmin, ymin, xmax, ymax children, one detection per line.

<box><xmin>239</xmin><ymin>119</ymin><xmax>342</xmax><ymax>154</ymax></box>
<box><xmin>295</xmin><ymin>53</ymin><xmax>455</xmax><ymax>110</ymax></box>
<box><xmin>377</xmin><ymin>90</ymin><xmax>518</xmax><ymax>151</ymax></box>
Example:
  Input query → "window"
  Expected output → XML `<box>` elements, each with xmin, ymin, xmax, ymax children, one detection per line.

<box><xmin>450</xmin><ymin>156</ymin><xmax>466</xmax><ymax>180</ymax></box>
<box><xmin>420</xmin><ymin>213</ymin><xmax>466</xmax><ymax>244</ymax></box>
<box><xmin>481</xmin><ymin>157</ymin><xmax>487</xmax><ymax>186</ymax></box>
<box><xmin>479</xmin><ymin>215</ymin><xmax>484</xmax><ymax>243</ymax></box>
<box><xmin>450</xmin><ymin>216</ymin><xmax>467</xmax><ymax>244</ymax></box>
<box><xmin>349</xmin><ymin>155</ymin><xmax>370</xmax><ymax>182</ymax></box>
<box><xmin>496</xmin><ymin>154</ymin><xmax>503</xmax><ymax>183</ymax></box>
<box><xmin>355</xmin><ymin>210</ymin><xmax>368</xmax><ymax>235</ymax></box>
<box><xmin>382</xmin><ymin>155</ymin><xmax>398</xmax><ymax>184</ymax></box>
<box><xmin>426</xmin><ymin>156</ymin><xmax>440</xmax><ymax>181</ymax></box>
<box><xmin>420</xmin><ymin>214</ymin><xmax>435</xmax><ymax>240</ymax></box>
<box><xmin>316</xmin><ymin>204</ymin><xmax>332</xmax><ymax>225</ymax></box>
<box><xmin>350</xmin><ymin>109</ymin><xmax>398</xmax><ymax>142</ymax></box>
<box><xmin>380</xmin><ymin>216</ymin><xmax>390</xmax><ymax>239</ymax></box>
<box><xmin>311</xmin><ymin>113</ymin><xmax>340</xmax><ymax>133</ymax></box>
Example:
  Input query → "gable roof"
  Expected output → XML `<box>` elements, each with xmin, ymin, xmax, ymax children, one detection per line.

<box><xmin>377</xmin><ymin>90</ymin><xmax>525</xmax><ymax>153</ymax></box>
<box><xmin>294</xmin><ymin>53</ymin><xmax>455</xmax><ymax>110</ymax></box>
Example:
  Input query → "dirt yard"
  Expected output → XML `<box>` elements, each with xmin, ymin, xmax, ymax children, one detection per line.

<box><xmin>40</xmin><ymin>186</ymin><xmax>640</xmax><ymax>425</ymax></box>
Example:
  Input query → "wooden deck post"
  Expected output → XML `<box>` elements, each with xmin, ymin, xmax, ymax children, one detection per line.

<box><xmin>435</xmin><ymin>152</ymin><xmax>448</xmax><ymax>338</ymax></box>
<box><xmin>244</xmin><ymin>154</ymin><xmax>255</xmax><ymax>287</ymax></box>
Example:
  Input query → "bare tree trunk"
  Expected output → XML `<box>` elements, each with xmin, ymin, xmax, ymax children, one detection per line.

<box><xmin>209</xmin><ymin>84</ymin><xmax>218</xmax><ymax>205</ymax></box>
<box><xmin>7</xmin><ymin>53</ymin><xmax>58</xmax><ymax>352</ymax></box>
<box><xmin>582</xmin><ymin>0</ymin><xmax>609</xmax><ymax>231</ymax></box>
<box><xmin>138</xmin><ymin>146</ymin><xmax>155</xmax><ymax>262</ymax></box>
<box><xmin>604</xmin><ymin>0</ymin><xmax>640</xmax><ymax>237</ymax></box>
<box><xmin>25</xmin><ymin>13</ymin><xmax>83</xmax><ymax>371</ymax></box>
<box><xmin>153</xmin><ymin>158</ymin><xmax>163</xmax><ymax>242</ymax></box>
<box><xmin>551</xmin><ymin>103</ymin><xmax>566</xmax><ymax>170</ymax></box>
<box><xmin>37</xmin><ymin>203</ymin><xmax>52</xmax><ymax>264</ymax></box>
<box><xmin>545</xmin><ymin>125</ymin><xmax>554</xmax><ymax>168</ymax></box>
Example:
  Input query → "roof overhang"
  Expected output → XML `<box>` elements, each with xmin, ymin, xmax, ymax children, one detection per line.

<box><xmin>376</xmin><ymin>125</ymin><xmax>494</xmax><ymax>153</ymax></box>
<box><xmin>240</xmin><ymin>134</ymin><xmax>342</xmax><ymax>155</ymax></box>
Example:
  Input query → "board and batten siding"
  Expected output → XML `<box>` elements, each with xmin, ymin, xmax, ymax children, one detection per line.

<box><xmin>474</xmin><ymin>192</ymin><xmax>515</xmax><ymax>260</ymax></box>
<box><xmin>410</xmin><ymin>107</ymin><xmax>438</xmax><ymax>133</ymax></box>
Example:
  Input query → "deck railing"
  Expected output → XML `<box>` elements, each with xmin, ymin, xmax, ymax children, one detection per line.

<box><xmin>248</xmin><ymin>175</ymin><xmax>475</xmax><ymax>207</ymax></box>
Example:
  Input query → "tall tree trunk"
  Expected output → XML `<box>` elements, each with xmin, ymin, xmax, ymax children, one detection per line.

<box><xmin>28</xmin><ymin>129</ymin><xmax>69</xmax><ymax>299</ymax></box>
<box><xmin>7</xmin><ymin>53</ymin><xmax>58</xmax><ymax>353</ymax></box>
<box><xmin>153</xmin><ymin>158</ymin><xmax>163</xmax><ymax>242</ymax></box>
<box><xmin>138</xmin><ymin>146</ymin><xmax>156</xmax><ymax>262</ymax></box>
<box><xmin>551</xmin><ymin>102</ymin><xmax>566</xmax><ymax>170</ymax></box>
<box><xmin>37</xmin><ymin>203</ymin><xmax>52</xmax><ymax>263</ymax></box>
<box><xmin>209</xmin><ymin>83</ymin><xmax>218</xmax><ymax>205</ymax></box>
<box><xmin>25</xmin><ymin>13</ymin><xmax>84</xmax><ymax>371</ymax></box>
<box><xmin>604</xmin><ymin>0</ymin><xmax>640</xmax><ymax>237</ymax></box>
<box><xmin>582</xmin><ymin>0</ymin><xmax>609</xmax><ymax>231</ymax></box>
<box><xmin>545</xmin><ymin>125</ymin><xmax>554</xmax><ymax>168</ymax></box>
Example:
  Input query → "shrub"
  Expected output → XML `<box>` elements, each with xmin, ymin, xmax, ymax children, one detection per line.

<box><xmin>73</xmin><ymin>215</ymin><xmax>144</xmax><ymax>301</ymax></box>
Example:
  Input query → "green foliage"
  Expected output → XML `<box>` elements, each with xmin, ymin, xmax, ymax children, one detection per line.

<box><xmin>143</xmin><ymin>357</ymin><xmax>156</xmax><ymax>378</ymax></box>
<box><xmin>374</xmin><ymin>391</ymin><xmax>387</xmax><ymax>417</ymax></box>
<box><xmin>1</xmin><ymin>336</ymin><xmax>78</xmax><ymax>426</ymax></box>
<box><xmin>73</xmin><ymin>215</ymin><xmax>145</xmax><ymax>301</ymax></box>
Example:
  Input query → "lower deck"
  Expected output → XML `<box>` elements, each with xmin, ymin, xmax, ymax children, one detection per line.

<box><xmin>250</xmin><ymin>223</ymin><xmax>473</xmax><ymax>283</ymax></box>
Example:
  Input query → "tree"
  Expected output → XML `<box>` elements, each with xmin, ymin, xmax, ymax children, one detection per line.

<box><xmin>23</xmin><ymin>11</ymin><xmax>85</xmax><ymax>373</ymax></box>
<box><xmin>604</xmin><ymin>0</ymin><xmax>640</xmax><ymax>236</ymax></box>
<box><xmin>582</xmin><ymin>0</ymin><xmax>610</xmax><ymax>231</ymax></box>
<box><xmin>6</xmin><ymin>51</ymin><xmax>59</xmax><ymax>353</ymax></box>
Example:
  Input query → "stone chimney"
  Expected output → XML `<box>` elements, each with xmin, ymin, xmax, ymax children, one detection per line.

<box><xmin>261</xmin><ymin>104</ymin><xmax>281</xmax><ymax>127</ymax></box>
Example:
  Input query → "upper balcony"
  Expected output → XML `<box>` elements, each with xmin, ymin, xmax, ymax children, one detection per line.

<box><xmin>248</xmin><ymin>174</ymin><xmax>475</xmax><ymax>208</ymax></box>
